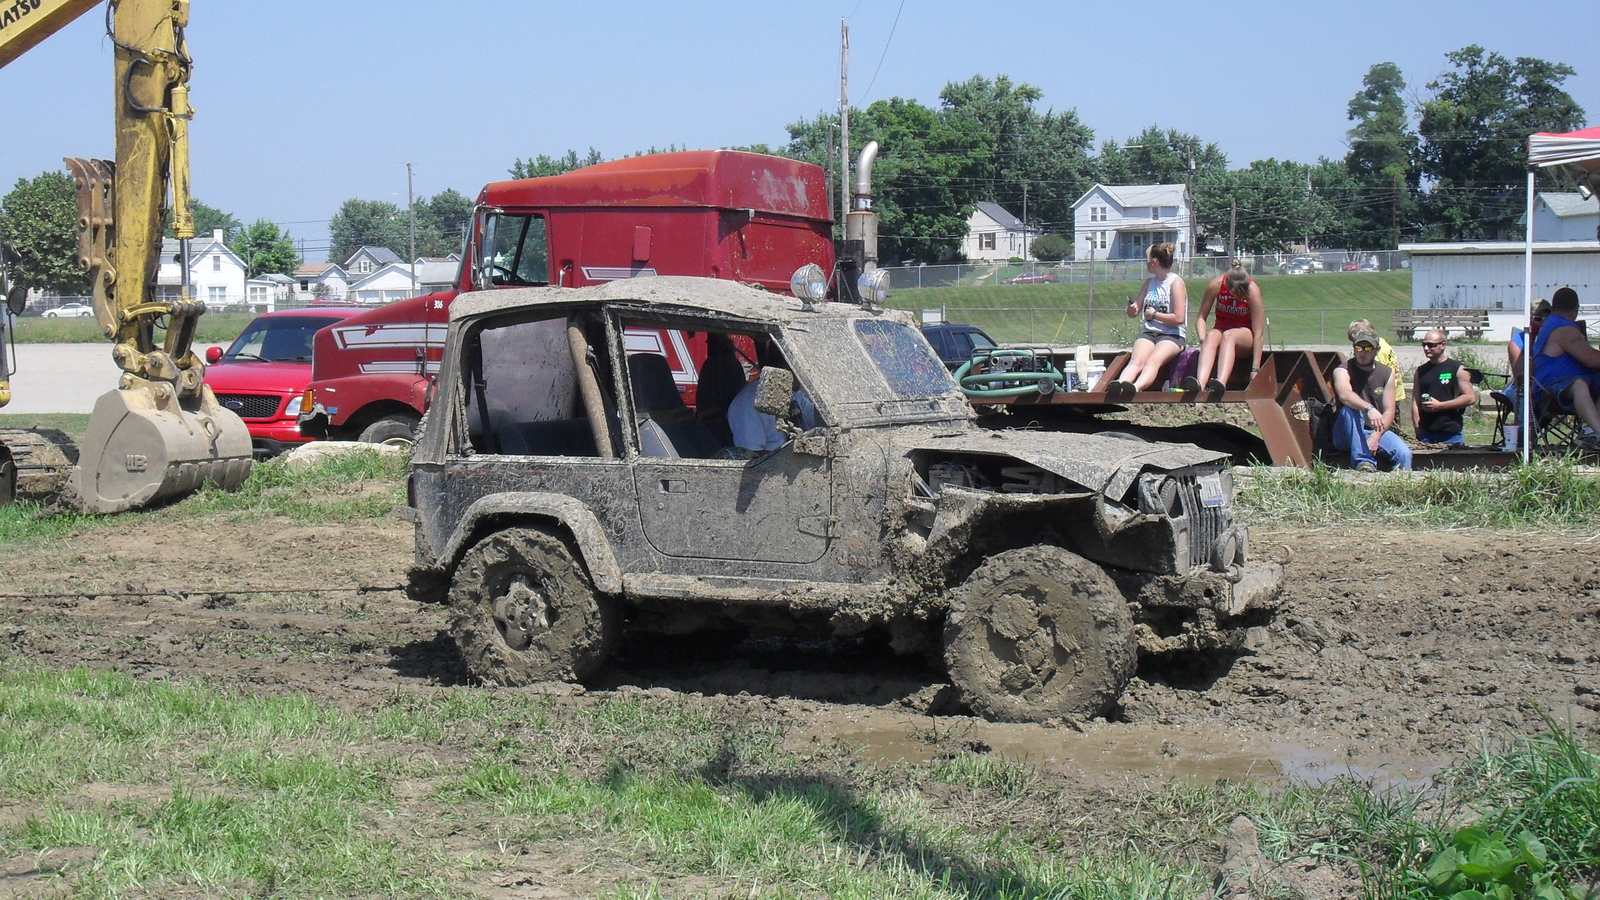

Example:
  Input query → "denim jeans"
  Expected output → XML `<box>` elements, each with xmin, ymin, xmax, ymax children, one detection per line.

<box><xmin>1333</xmin><ymin>405</ymin><xmax>1413</xmax><ymax>470</ymax></box>
<box><xmin>1414</xmin><ymin>428</ymin><xmax>1465</xmax><ymax>446</ymax></box>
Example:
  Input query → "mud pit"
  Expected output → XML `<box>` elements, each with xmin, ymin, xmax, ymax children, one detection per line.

<box><xmin>2</xmin><ymin>511</ymin><xmax>1597</xmax><ymax>787</ymax></box>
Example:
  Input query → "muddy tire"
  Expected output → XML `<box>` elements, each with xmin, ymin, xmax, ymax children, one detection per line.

<box><xmin>943</xmin><ymin>546</ymin><xmax>1135</xmax><ymax>722</ymax></box>
<box><xmin>448</xmin><ymin>527</ymin><xmax>616</xmax><ymax>685</ymax></box>
<box><xmin>358</xmin><ymin>414</ymin><xmax>419</xmax><ymax>447</ymax></box>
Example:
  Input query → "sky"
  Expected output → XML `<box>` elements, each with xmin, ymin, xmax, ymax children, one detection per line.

<box><xmin>0</xmin><ymin>0</ymin><xmax>1592</xmax><ymax>263</ymax></box>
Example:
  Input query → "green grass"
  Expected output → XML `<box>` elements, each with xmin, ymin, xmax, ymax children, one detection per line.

<box><xmin>890</xmin><ymin>271</ymin><xmax>1416</xmax><ymax>346</ymax></box>
<box><xmin>10</xmin><ymin>312</ymin><xmax>255</xmax><ymax>344</ymax></box>
<box><xmin>1238</xmin><ymin>458</ymin><xmax>1600</xmax><ymax>530</ymax></box>
<box><xmin>0</xmin><ymin>447</ymin><xmax>406</xmax><ymax>547</ymax></box>
<box><xmin>0</xmin><ymin>412</ymin><xmax>91</xmax><ymax>447</ymax></box>
<box><xmin>2</xmin><ymin>665</ymin><xmax>1596</xmax><ymax>898</ymax></box>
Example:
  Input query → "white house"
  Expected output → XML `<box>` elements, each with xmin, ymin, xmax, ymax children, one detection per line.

<box><xmin>414</xmin><ymin>259</ymin><xmax>460</xmax><ymax>293</ymax></box>
<box><xmin>1072</xmin><ymin>184</ymin><xmax>1192</xmax><ymax>262</ymax></box>
<box><xmin>344</xmin><ymin>246</ymin><xmax>402</xmax><ymax>278</ymax></box>
<box><xmin>245</xmin><ymin>274</ymin><xmax>297</xmax><ymax>312</ymax></box>
<box><xmin>155</xmin><ymin>229</ymin><xmax>247</xmax><ymax>308</ymax></box>
<box><xmin>291</xmin><ymin>262</ymin><xmax>349</xmax><ymax>304</ymax></box>
<box><xmin>1526</xmin><ymin>192</ymin><xmax>1600</xmax><ymax>242</ymax></box>
<box><xmin>347</xmin><ymin>262</ymin><xmax>425</xmax><ymax>305</ymax></box>
<box><xmin>962</xmin><ymin>202</ymin><xmax>1039</xmax><ymax>263</ymax></box>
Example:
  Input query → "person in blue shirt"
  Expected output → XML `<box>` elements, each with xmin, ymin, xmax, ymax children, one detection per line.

<box><xmin>726</xmin><ymin>338</ymin><xmax>816</xmax><ymax>453</ymax></box>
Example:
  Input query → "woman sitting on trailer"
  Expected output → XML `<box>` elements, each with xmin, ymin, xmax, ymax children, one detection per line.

<box><xmin>1105</xmin><ymin>242</ymin><xmax>1186</xmax><ymax>400</ymax></box>
<box><xmin>1185</xmin><ymin>260</ymin><xmax>1264</xmax><ymax>393</ymax></box>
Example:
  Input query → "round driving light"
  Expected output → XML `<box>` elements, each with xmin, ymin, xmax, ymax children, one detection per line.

<box><xmin>857</xmin><ymin>268</ymin><xmax>891</xmax><ymax>310</ymax></box>
<box><xmin>790</xmin><ymin>263</ymin><xmax>827</xmax><ymax>309</ymax></box>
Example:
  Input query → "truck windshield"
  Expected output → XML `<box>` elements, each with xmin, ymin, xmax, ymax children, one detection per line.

<box><xmin>483</xmin><ymin>214</ymin><xmax>549</xmax><ymax>286</ymax></box>
<box><xmin>223</xmin><ymin>315</ymin><xmax>331</xmax><ymax>362</ymax></box>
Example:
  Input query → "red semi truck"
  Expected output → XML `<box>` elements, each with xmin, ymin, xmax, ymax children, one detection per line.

<box><xmin>297</xmin><ymin>150</ymin><xmax>836</xmax><ymax>445</ymax></box>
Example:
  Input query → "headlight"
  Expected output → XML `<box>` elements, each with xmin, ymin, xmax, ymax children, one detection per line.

<box><xmin>857</xmin><ymin>268</ymin><xmax>890</xmax><ymax>310</ymax></box>
<box><xmin>285</xmin><ymin>394</ymin><xmax>304</xmax><ymax>417</ymax></box>
<box><xmin>790</xmin><ymin>263</ymin><xmax>827</xmax><ymax>309</ymax></box>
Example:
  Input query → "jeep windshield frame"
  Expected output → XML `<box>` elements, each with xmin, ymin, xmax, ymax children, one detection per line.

<box><xmin>779</xmin><ymin>315</ymin><xmax>970</xmax><ymax>427</ymax></box>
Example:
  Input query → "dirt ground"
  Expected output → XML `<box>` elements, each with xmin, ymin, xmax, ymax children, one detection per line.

<box><xmin>4</xmin><ymin>507</ymin><xmax>1597</xmax><ymax>791</ymax></box>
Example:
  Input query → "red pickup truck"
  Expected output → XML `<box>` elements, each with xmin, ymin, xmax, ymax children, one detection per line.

<box><xmin>203</xmin><ymin>307</ymin><xmax>360</xmax><ymax>456</ymax></box>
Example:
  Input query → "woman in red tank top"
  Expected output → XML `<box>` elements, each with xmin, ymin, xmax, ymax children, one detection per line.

<box><xmin>1187</xmin><ymin>262</ymin><xmax>1264</xmax><ymax>393</ymax></box>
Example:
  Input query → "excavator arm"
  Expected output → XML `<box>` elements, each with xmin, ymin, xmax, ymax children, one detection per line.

<box><xmin>0</xmin><ymin>0</ymin><xmax>251</xmax><ymax>512</ymax></box>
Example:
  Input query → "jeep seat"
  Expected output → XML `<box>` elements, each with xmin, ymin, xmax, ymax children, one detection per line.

<box><xmin>628</xmin><ymin>354</ymin><xmax>724</xmax><ymax>459</ymax></box>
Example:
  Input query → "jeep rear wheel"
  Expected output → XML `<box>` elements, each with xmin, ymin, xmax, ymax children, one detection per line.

<box><xmin>449</xmin><ymin>527</ymin><xmax>615</xmax><ymax>685</ymax></box>
<box><xmin>943</xmin><ymin>546</ymin><xmax>1135</xmax><ymax>723</ymax></box>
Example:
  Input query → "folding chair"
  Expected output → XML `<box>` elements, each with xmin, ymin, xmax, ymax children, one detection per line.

<box><xmin>1529</xmin><ymin>383</ymin><xmax>1585</xmax><ymax>456</ymax></box>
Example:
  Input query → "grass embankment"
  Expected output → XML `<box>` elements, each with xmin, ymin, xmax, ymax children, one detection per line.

<box><xmin>1239</xmin><ymin>457</ymin><xmax>1600</xmax><ymax>532</ymax></box>
<box><xmin>9</xmin><ymin>313</ymin><xmax>255</xmax><ymax>344</ymax></box>
<box><xmin>0</xmin><ymin>445</ymin><xmax>405</xmax><ymax>546</ymax></box>
<box><xmin>0</xmin><ymin>666</ymin><xmax>1595</xmax><ymax>898</ymax></box>
<box><xmin>889</xmin><ymin>271</ymin><xmax>1415</xmax><ymax>347</ymax></box>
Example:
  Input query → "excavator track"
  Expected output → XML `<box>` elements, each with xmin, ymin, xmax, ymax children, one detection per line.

<box><xmin>0</xmin><ymin>428</ymin><xmax>78</xmax><ymax>505</ymax></box>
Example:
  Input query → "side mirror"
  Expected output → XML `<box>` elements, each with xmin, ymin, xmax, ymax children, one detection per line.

<box><xmin>753</xmin><ymin>366</ymin><xmax>795</xmax><ymax>417</ymax></box>
<box><xmin>5</xmin><ymin>285</ymin><xmax>24</xmax><ymax>317</ymax></box>
<box><xmin>204</xmin><ymin>346</ymin><xmax>223</xmax><ymax>364</ymax></box>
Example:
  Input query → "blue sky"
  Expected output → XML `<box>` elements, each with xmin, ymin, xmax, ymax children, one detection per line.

<box><xmin>0</xmin><ymin>1</ymin><xmax>1592</xmax><ymax>262</ymax></box>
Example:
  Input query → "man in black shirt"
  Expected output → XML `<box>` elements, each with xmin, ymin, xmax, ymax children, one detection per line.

<box><xmin>1411</xmin><ymin>330</ymin><xmax>1476</xmax><ymax>446</ymax></box>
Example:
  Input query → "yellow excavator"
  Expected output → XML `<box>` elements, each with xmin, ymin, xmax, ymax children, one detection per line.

<box><xmin>0</xmin><ymin>0</ymin><xmax>251</xmax><ymax>513</ymax></box>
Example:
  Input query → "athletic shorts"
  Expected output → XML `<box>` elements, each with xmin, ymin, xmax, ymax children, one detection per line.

<box><xmin>1137</xmin><ymin>331</ymin><xmax>1186</xmax><ymax>347</ymax></box>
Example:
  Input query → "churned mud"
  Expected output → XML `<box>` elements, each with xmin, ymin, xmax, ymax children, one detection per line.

<box><xmin>2</xmin><ymin>508</ymin><xmax>1595</xmax><ymax>792</ymax></box>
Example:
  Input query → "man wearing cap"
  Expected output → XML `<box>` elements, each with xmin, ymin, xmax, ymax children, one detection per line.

<box><xmin>1411</xmin><ymin>330</ymin><xmax>1476</xmax><ymax>446</ymax></box>
<box><xmin>1332</xmin><ymin>325</ymin><xmax>1412</xmax><ymax>471</ymax></box>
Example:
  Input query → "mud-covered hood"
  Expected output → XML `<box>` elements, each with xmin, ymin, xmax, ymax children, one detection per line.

<box><xmin>894</xmin><ymin>427</ymin><xmax>1229</xmax><ymax>499</ymax></box>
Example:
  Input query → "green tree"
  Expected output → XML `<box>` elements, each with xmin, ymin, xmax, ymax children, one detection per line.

<box><xmin>1415</xmin><ymin>46</ymin><xmax>1585</xmax><ymax>240</ymax></box>
<box><xmin>1096</xmin><ymin>126</ymin><xmax>1228</xmax><ymax>187</ymax></box>
<box><xmin>169</xmin><ymin>199</ymin><xmax>242</xmax><ymax>240</ymax></box>
<box><xmin>228</xmin><ymin>219</ymin><xmax>300</xmax><ymax>278</ymax></box>
<box><xmin>508</xmin><ymin>148</ymin><xmax>604</xmax><ymax>180</ymax></box>
<box><xmin>1344</xmin><ymin>62</ymin><xmax>1420</xmax><ymax>249</ymax></box>
<box><xmin>414</xmin><ymin>188</ymin><xmax>474</xmax><ymax>258</ymax></box>
<box><xmin>1199</xmin><ymin>159</ymin><xmax>1342</xmax><ymax>253</ymax></box>
<box><xmin>776</xmin><ymin>74</ymin><xmax>1095</xmax><ymax>262</ymax></box>
<box><xmin>328</xmin><ymin>198</ymin><xmax>406</xmax><ymax>266</ymax></box>
<box><xmin>0</xmin><ymin>171</ymin><xmax>89</xmax><ymax>295</ymax></box>
<box><xmin>1029</xmin><ymin>233</ymin><xmax>1071</xmax><ymax>262</ymax></box>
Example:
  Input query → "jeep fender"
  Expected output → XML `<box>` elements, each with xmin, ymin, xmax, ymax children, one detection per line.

<box><xmin>439</xmin><ymin>492</ymin><xmax>623</xmax><ymax>594</ymax></box>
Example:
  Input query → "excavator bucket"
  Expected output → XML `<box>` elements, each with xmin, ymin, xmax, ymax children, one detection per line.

<box><xmin>66</xmin><ymin>380</ymin><xmax>252</xmax><ymax>514</ymax></box>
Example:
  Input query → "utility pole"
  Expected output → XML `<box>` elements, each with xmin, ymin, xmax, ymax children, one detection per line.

<box><xmin>1021</xmin><ymin>183</ymin><xmax>1028</xmax><ymax>263</ymax></box>
<box><xmin>839</xmin><ymin>20</ymin><xmax>850</xmax><ymax>241</ymax></box>
<box><xmin>1087</xmin><ymin>239</ymin><xmax>1096</xmax><ymax>345</ymax></box>
<box><xmin>1185</xmin><ymin>145</ymin><xmax>1196</xmax><ymax>272</ymax></box>
<box><xmin>1228</xmin><ymin>199</ymin><xmax>1237</xmax><ymax>260</ymax></box>
<box><xmin>407</xmin><ymin>162</ymin><xmax>417</xmax><ymax>297</ymax></box>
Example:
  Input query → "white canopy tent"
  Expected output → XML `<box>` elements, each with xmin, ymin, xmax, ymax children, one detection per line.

<box><xmin>1521</xmin><ymin>126</ymin><xmax>1600</xmax><ymax>461</ymax></box>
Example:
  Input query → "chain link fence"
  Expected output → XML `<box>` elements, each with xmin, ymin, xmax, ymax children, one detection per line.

<box><xmin>899</xmin><ymin>305</ymin><xmax>1510</xmax><ymax>349</ymax></box>
<box><xmin>881</xmin><ymin>250</ymin><xmax>1409</xmax><ymax>291</ymax></box>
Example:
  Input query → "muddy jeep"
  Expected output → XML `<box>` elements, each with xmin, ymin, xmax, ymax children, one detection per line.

<box><xmin>405</xmin><ymin>277</ymin><xmax>1284</xmax><ymax>722</ymax></box>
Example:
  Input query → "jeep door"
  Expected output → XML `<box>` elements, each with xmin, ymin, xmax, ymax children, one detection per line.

<box><xmin>619</xmin><ymin>314</ymin><xmax>833</xmax><ymax>566</ymax></box>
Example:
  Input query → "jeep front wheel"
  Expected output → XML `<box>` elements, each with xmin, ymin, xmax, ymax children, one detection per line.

<box><xmin>448</xmin><ymin>527</ymin><xmax>616</xmax><ymax>684</ymax></box>
<box><xmin>943</xmin><ymin>546</ymin><xmax>1135</xmax><ymax>722</ymax></box>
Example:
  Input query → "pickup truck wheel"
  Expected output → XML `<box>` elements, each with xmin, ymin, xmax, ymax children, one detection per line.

<box><xmin>448</xmin><ymin>527</ymin><xmax>615</xmax><ymax>685</ymax></box>
<box><xmin>358</xmin><ymin>414</ymin><xmax>418</xmax><ymax>447</ymax></box>
<box><xmin>943</xmin><ymin>546</ymin><xmax>1135</xmax><ymax>723</ymax></box>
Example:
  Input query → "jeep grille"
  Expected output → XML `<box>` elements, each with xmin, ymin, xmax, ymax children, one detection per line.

<box><xmin>1175</xmin><ymin>473</ymin><xmax>1227</xmax><ymax>570</ymax></box>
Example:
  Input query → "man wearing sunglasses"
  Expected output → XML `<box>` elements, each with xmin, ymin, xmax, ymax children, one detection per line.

<box><xmin>1411</xmin><ymin>330</ymin><xmax>1476</xmax><ymax>446</ymax></box>
<box><xmin>1331</xmin><ymin>325</ymin><xmax>1413</xmax><ymax>471</ymax></box>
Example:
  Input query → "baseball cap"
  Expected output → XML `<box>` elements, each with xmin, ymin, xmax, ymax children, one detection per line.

<box><xmin>1350</xmin><ymin>325</ymin><xmax>1380</xmax><ymax>348</ymax></box>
